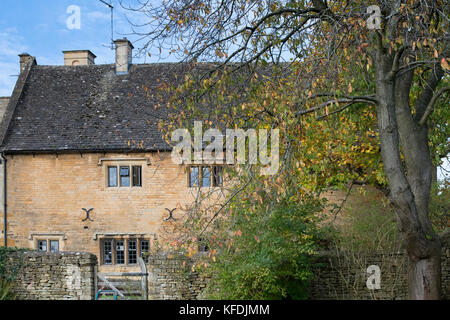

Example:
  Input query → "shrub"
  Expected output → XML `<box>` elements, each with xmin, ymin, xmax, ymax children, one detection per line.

<box><xmin>201</xmin><ymin>183</ymin><xmax>323</xmax><ymax>300</ymax></box>
<box><xmin>0</xmin><ymin>247</ymin><xmax>28</xmax><ymax>300</ymax></box>
<box><xmin>429</xmin><ymin>181</ymin><xmax>450</xmax><ymax>235</ymax></box>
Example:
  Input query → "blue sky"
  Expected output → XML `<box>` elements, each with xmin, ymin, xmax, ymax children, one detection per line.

<box><xmin>0</xmin><ymin>0</ymin><xmax>448</xmax><ymax>180</ymax></box>
<box><xmin>0</xmin><ymin>0</ymin><xmax>169</xmax><ymax>96</ymax></box>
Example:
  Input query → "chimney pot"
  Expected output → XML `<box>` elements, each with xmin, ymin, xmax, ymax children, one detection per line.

<box><xmin>114</xmin><ymin>38</ymin><xmax>134</xmax><ymax>74</ymax></box>
<box><xmin>18</xmin><ymin>53</ymin><xmax>34</xmax><ymax>73</ymax></box>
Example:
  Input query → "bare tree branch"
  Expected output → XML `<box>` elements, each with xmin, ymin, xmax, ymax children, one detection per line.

<box><xmin>419</xmin><ymin>86</ymin><xmax>450</xmax><ymax>126</ymax></box>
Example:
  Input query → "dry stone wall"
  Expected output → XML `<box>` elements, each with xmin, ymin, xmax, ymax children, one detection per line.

<box><xmin>3</xmin><ymin>233</ymin><xmax>448</xmax><ymax>300</ymax></box>
<box><xmin>146</xmin><ymin>234</ymin><xmax>449</xmax><ymax>300</ymax></box>
<box><xmin>308</xmin><ymin>233</ymin><xmax>449</xmax><ymax>300</ymax></box>
<box><xmin>146</xmin><ymin>252</ymin><xmax>209</xmax><ymax>300</ymax></box>
<box><xmin>6</xmin><ymin>251</ymin><xmax>97</xmax><ymax>300</ymax></box>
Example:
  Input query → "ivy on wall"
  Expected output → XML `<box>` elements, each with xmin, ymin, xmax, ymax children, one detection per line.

<box><xmin>0</xmin><ymin>247</ymin><xmax>28</xmax><ymax>282</ymax></box>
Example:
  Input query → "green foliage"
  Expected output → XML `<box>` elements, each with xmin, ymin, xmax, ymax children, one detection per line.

<box><xmin>201</xmin><ymin>178</ymin><xmax>324</xmax><ymax>300</ymax></box>
<box><xmin>0</xmin><ymin>247</ymin><xmax>28</xmax><ymax>282</ymax></box>
<box><xmin>0</xmin><ymin>247</ymin><xmax>28</xmax><ymax>301</ymax></box>
<box><xmin>327</xmin><ymin>196</ymin><xmax>402</xmax><ymax>253</ymax></box>
<box><xmin>429</xmin><ymin>181</ymin><xmax>450</xmax><ymax>235</ymax></box>
<box><xmin>0</xmin><ymin>278</ymin><xmax>16</xmax><ymax>301</ymax></box>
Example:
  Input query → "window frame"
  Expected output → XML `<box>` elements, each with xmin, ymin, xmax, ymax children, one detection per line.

<box><xmin>127</xmin><ymin>239</ymin><xmax>138</xmax><ymax>265</ymax></box>
<box><xmin>212</xmin><ymin>166</ymin><xmax>224</xmax><ymax>187</ymax></box>
<box><xmin>115</xmin><ymin>240</ymin><xmax>126</xmax><ymax>265</ymax></box>
<box><xmin>102</xmin><ymin>239</ymin><xmax>113</xmax><ymax>265</ymax></box>
<box><xmin>132</xmin><ymin>166</ymin><xmax>142</xmax><ymax>187</ymax></box>
<box><xmin>108</xmin><ymin>166</ymin><xmax>118</xmax><ymax>188</ymax></box>
<box><xmin>119</xmin><ymin>166</ymin><xmax>131</xmax><ymax>187</ymax></box>
<box><xmin>100</xmin><ymin>238</ymin><xmax>150</xmax><ymax>266</ymax></box>
<box><xmin>37</xmin><ymin>240</ymin><xmax>47</xmax><ymax>252</ymax></box>
<box><xmin>107</xmin><ymin>165</ymin><xmax>143</xmax><ymax>188</ymax></box>
<box><xmin>36</xmin><ymin>239</ymin><xmax>60</xmax><ymax>253</ymax></box>
<box><xmin>49</xmin><ymin>240</ymin><xmax>60</xmax><ymax>253</ymax></box>
<box><xmin>140</xmin><ymin>240</ymin><xmax>150</xmax><ymax>262</ymax></box>
<box><xmin>188</xmin><ymin>165</ymin><xmax>224</xmax><ymax>188</ymax></box>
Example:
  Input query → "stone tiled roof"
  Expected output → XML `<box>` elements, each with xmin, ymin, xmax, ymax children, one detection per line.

<box><xmin>1</xmin><ymin>63</ymin><xmax>198</xmax><ymax>153</ymax></box>
<box><xmin>0</xmin><ymin>97</ymin><xmax>9</xmax><ymax>122</ymax></box>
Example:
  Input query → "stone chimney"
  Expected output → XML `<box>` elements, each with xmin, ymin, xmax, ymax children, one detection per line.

<box><xmin>114</xmin><ymin>38</ymin><xmax>133</xmax><ymax>74</ymax></box>
<box><xmin>63</xmin><ymin>50</ymin><xmax>96</xmax><ymax>66</ymax></box>
<box><xmin>18</xmin><ymin>53</ymin><xmax>34</xmax><ymax>73</ymax></box>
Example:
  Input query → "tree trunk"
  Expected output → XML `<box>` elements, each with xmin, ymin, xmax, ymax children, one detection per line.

<box><xmin>374</xmin><ymin>51</ymin><xmax>442</xmax><ymax>299</ymax></box>
<box><xmin>408</xmin><ymin>248</ymin><xmax>442</xmax><ymax>299</ymax></box>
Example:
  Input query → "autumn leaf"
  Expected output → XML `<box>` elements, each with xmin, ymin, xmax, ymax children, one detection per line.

<box><xmin>441</xmin><ymin>58</ymin><xmax>450</xmax><ymax>70</ymax></box>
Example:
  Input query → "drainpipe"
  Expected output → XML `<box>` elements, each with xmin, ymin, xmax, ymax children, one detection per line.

<box><xmin>1</xmin><ymin>153</ymin><xmax>6</xmax><ymax>247</ymax></box>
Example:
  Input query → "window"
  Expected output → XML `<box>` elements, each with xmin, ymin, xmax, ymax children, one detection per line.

<box><xmin>108</xmin><ymin>165</ymin><xmax>142</xmax><ymax>188</ymax></box>
<box><xmin>103</xmin><ymin>239</ymin><xmax>113</xmax><ymax>265</ymax></box>
<box><xmin>213</xmin><ymin>166</ymin><xmax>223</xmax><ymax>187</ymax></box>
<box><xmin>141</xmin><ymin>240</ymin><xmax>150</xmax><ymax>262</ymax></box>
<box><xmin>38</xmin><ymin>240</ymin><xmax>47</xmax><ymax>252</ymax></box>
<box><xmin>120</xmin><ymin>166</ymin><xmax>130</xmax><ymax>187</ymax></box>
<box><xmin>116</xmin><ymin>240</ymin><xmax>125</xmax><ymax>264</ymax></box>
<box><xmin>101</xmin><ymin>238</ymin><xmax>150</xmax><ymax>265</ymax></box>
<box><xmin>202</xmin><ymin>167</ymin><xmax>211</xmax><ymax>187</ymax></box>
<box><xmin>132</xmin><ymin>166</ymin><xmax>142</xmax><ymax>187</ymax></box>
<box><xmin>50</xmin><ymin>240</ymin><xmax>59</xmax><ymax>253</ymax></box>
<box><xmin>108</xmin><ymin>167</ymin><xmax>118</xmax><ymax>187</ymax></box>
<box><xmin>37</xmin><ymin>239</ymin><xmax>59</xmax><ymax>253</ymax></box>
<box><xmin>128</xmin><ymin>239</ymin><xmax>137</xmax><ymax>264</ymax></box>
<box><xmin>189</xmin><ymin>166</ymin><xmax>199</xmax><ymax>187</ymax></box>
<box><xmin>189</xmin><ymin>166</ymin><xmax>223</xmax><ymax>188</ymax></box>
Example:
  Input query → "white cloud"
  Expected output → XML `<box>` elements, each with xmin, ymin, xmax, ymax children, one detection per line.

<box><xmin>86</xmin><ymin>11</ymin><xmax>111</xmax><ymax>21</ymax></box>
<box><xmin>0</xmin><ymin>28</ymin><xmax>27</xmax><ymax>96</ymax></box>
<box><xmin>438</xmin><ymin>158</ymin><xmax>449</xmax><ymax>182</ymax></box>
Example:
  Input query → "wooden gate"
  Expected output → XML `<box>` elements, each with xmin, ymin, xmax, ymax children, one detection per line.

<box><xmin>95</xmin><ymin>257</ymin><xmax>148</xmax><ymax>300</ymax></box>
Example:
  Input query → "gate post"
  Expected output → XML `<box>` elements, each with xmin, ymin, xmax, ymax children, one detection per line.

<box><xmin>139</xmin><ymin>257</ymin><xmax>148</xmax><ymax>300</ymax></box>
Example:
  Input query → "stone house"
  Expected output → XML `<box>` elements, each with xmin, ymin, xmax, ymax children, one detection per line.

<box><xmin>0</xmin><ymin>39</ymin><xmax>225</xmax><ymax>272</ymax></box>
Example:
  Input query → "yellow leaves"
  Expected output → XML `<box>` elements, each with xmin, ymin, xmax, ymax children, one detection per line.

<box><xmin>366</xmin><ymin>58</ymin><xmax>373</xmax><ymax>71</ymax></box>
<box><xmin>434</xmin><ymin>49</ymin><xmax>439</xmax><ymax>59</ymax></box>
<box><xmin>347</xmin><ymin>82</ymin><xmax>353</xmax><ymax>94</ymax></box>
<box><xmin>187</xmin><ymin>245</ymin><xmax>197</xmax><ymax>258</ymax></box>
<box><xmin>441</xmin><ymin>58</ymin><xmax>450</xmax><ymax>71</ymax></box>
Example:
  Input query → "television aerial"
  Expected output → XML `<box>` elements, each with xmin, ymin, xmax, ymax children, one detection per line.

<box><xmin>99</xmin><ymin>0</ymin><xmax>115</xmax><ymax>50</ymax></box>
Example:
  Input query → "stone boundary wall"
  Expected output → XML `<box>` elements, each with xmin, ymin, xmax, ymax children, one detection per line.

<box><xmin>146</xmin><ymin>252</ymin><xmax>209</xmax><ymax>300</ymax></box>
<box><xmin>147</xmin><ymin>234</ymin><xmax>449</xmax><ymax>300</ymax></box>
<box><xmin>5</xmin><ymin>251</ymin><xmax>97</xmax><ymax>300</ymax></box>
<box><xmin>3</xmin><ymin>234</ymin><xmax>448</xmax><ymax>300</ymax></box>
<box><xmin>308</xmin><ymin>234</ymin><xmax>449</xmax><ymax>300</ymax></box>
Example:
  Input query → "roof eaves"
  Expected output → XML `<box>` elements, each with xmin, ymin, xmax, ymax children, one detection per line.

<box><xmin>0</xmin><ymin>57</ymin><xmax>36</xmax><ymax>149</ymax></box>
